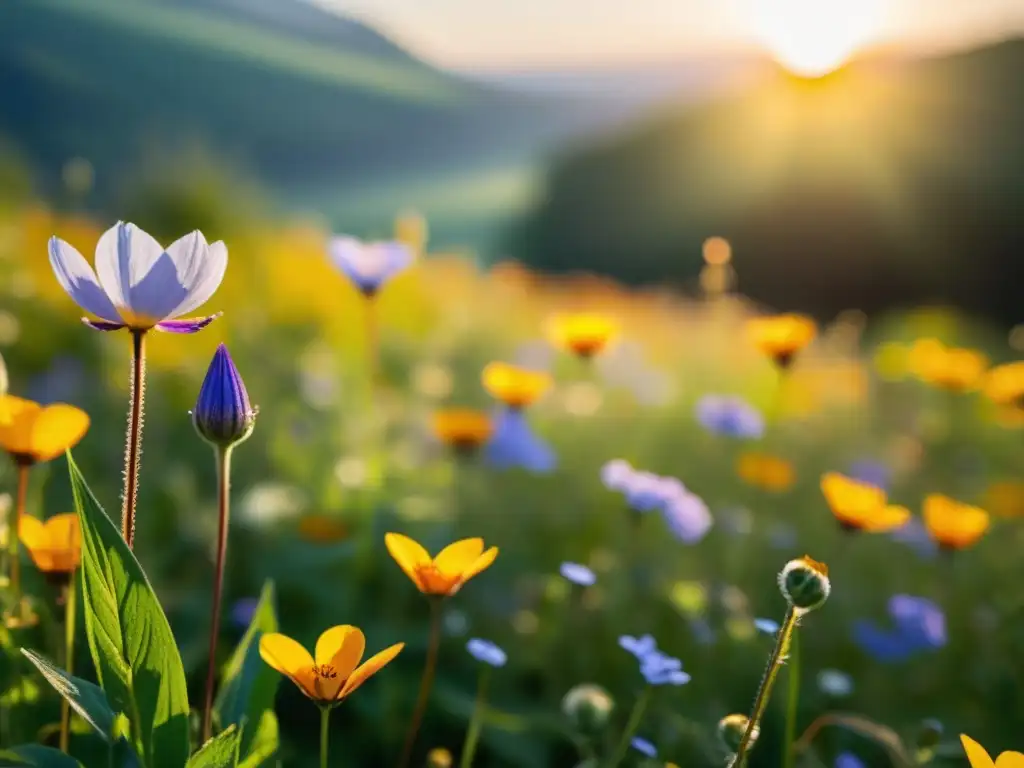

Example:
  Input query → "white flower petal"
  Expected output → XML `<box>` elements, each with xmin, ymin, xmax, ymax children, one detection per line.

<box><xmin>124</xmin><ymin>230</ymin><xmax>209</xmax><ymax>321</ymax></box>
<box><xmin>48</xmin><ymin>236</ymin><xmax>121</xmax><ymax>322</ymax></box>
<box><xmin>165</xmin><ymin>238</ymin><xmax>227</xmax><ymax>319</ymax></box>
<box><xmin>94</xmin><ymin>222</ymin><xmax>165</xmax><ymax>314</ymax></box>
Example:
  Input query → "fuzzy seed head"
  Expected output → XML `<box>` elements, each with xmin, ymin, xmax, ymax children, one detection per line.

<box><xmin>779</xmin><ymin>555</ymin><xmax>831</xmax><ymax>613</ymax></box>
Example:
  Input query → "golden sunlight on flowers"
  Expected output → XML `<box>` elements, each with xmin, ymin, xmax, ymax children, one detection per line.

<box><xmin>746</xmin><ymin>313</ymin><xmax>817</xmax><ymax>368</ymax></box>
<box><xmin>546</xmin><ymin>312</ymin><xmax>619</xmax><ymax>359</ymax></box>
<box><xmin>482</xmin><ymin>362</ymin><xmax>552</xmax><ymax>409</ymax></box>
<box><xmin>736</xmin><ymin>452</ymin><xmax>796</xmax><ymax>493</ymax></box>
<box><xmin>983</xmin><ymin>481</ymin><xmax>1024</xmax><ymax>519</ymax></box>
<box><xmin>924</xmin><ymin>494</ymin><xmax>990</xmax><ymax>551</ymax></box>
<box><xmin>909</xmin><ymin>339</ymin><xmax>988</xmax><ymax>393</ymax></box>
<box><xmin>18</xmin><ymin>513</ymin><xmax>80</xmax><ymax>574</ymax></box>
<box><xmin>385</xmin><ymin>533</ymin><xmax>498</xmax><ymax>597</ymax></box>
<box><xmin>960</xmin><ymin>734</ymin><xmax>1024</xmax><ymax>768</ymax></box>
<box><xmin>983</xmin><ymin>361</ymin><xmax>1024</xmax><ymax>410</ymax></box>
<box><xmin>259</xmin><ymin>625</ymin><xmax>403</xmax><ymax>705</ymax></box>
<box><xmin>0</xmin><ymin>396</ymin><xmax>89</xmax><ymax>466</ymax></box>
<box><xmin>820</xmin><ymin>472</ymin><xmax>910</xmax><ymax>532</ymax></box>
<box><xmin>431</xmin><ymin>409</ymin><xmax>493</xmax><ymax>453</ymax></box>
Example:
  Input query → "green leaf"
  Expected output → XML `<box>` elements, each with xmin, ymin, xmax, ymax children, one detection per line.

<box><xmin>68</xmin><ymin>452</ymin><xmax>190</xmax><ymax>768</ymax></box>
<box><xmin>186</xmin><ymin>725</ymin><xmax>241</xmax><ymax>768</ymax></box>
<box><xmin>237</xmin><ymin>712</ymin><xmax>278</xmax><ymax>768</ymax></box>
<box><xmin>0</xmin><ymin>746</ymin><xmax>83</xmax><ymax>767</ymax></box>
<box><xmin>214</xmin><ymin>581</ymin><xmax>279</xmax><ymax>760</ymax></box>
<box><xmin>21</xmin><ymin>648</ymin><xmax>116</xmax><ymax>741</ymax></box>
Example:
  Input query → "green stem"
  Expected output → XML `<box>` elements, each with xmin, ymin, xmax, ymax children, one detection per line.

<box><xmin>201</xmin><ymin>446</ymin><xmax>234</xmax><ymax>743</ymax></box>
<box><xmin>320</xmin><ymin>706</ymin><xmax>330</xmax><ymax>768</ymax></box>
<box><xmin>459</xmin><ymin>669</ymin><xmax>490</xmax><ymax>768</ymax></box>
<box><xmin>731</xmin><ymin>607</ymin><xmax>800</xmax><ymax>768</ymax></box>
<box><xmin>59</xmin><ymin>575</ymin><xmax>77</xmax><ymax>753</ymax></box>
<box><xmin>396</xmin><ymin>598</ymin><xmax>442</xmax><ymax>768</ymax></box>
<box><xmin>605</xmin><ymin>685</ymin><xmax>651</xmax><ymax>768</ymax></box>
<box><xmin>121</xmin><ymin>330</ymin><xmax>147</xmax><ymax>549</ymax></box>
<box><xmin>782</xmin><ymin>631</ymin><xmax>800</xmax><ymax>768</ymax></box>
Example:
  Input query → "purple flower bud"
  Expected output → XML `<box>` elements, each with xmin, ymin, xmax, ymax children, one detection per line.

<box><xmin>193</xmin><ymin>344</ymin><xmax>257</xmax><ymax>447</ymax></box>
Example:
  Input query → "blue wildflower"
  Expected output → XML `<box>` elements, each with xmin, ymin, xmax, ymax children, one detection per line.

<box><xmin>618</xmin><ymin>634</ymin><xmax>657</xmax><ymax>659</ymax></box>
<box><xmin>466</xmin><ymin>638</ymin><xmax>507</xmax><ymax>668</ymax></box>
<box><xmin>601</xmin><ymin>459</ymin><xmax>634</xmax><ymax>491</ymax></box>
<box><xmin>640</xmin><ymin>651</ymin><xmax>691</xmax><ymax>686</ymax></box>
<box><xmin>328</xmin><ymin>236</ymin><xmax>412</xmax><ymax>296</ymax></box>
<box><xmin>485</xmin><ymin>409</ymin><xmax>556</xmax><ymax>473</ymax></box>
<box><xmin>560</xmin><ymin>562</ymin><xmax>596</xmax><ymax>587</ymax></box>
<box><xmin>631</xmin><ymin>737</ymin><xmax>657</xmax><ymax>758</ymax></box>
<box><xmin>853</xmin><ymin>594</ymin><xmax>946</xmax><ymax>663</ymax></box>
<box><xmin>662</xmin><ymin>491</ymin><xmax>713</xmax><ymax>543</ymax></box>
<box><xmin>695</xmin><ymin>395</ymin><xmax>765</xmax><ymax>439</ymax></box>
<box><xmin>754</xmin><ymin>618</ymin><xmax>780</xmax><ymax>636</ymax></box>
<box><xmin>835</xmin><ymin>753</ymin><xmax>865</xmax><ymax>768</ymax></box>
<box><xmin>890</xmin><ymin>518</ymin><xmax>939</xmax><ymax>559</ymax></box>
<box><xmin>604</xmin><ymin>462</ymin><xmax>687</xmax><ymax>516</ymax></box>
<box><xmin>192</xmin><ymin>344</ymin><xmax>257</xmax><ymax>448</ymax></box>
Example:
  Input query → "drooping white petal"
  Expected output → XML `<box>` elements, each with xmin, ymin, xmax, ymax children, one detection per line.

<box><xmin>94</xmin><ymin>222</ymin><xmax>165</xmax><ymax>315</ymax></box>
<box><xmin>165</xmin><ymin>238</ymin><xmax>227</xmax><ymax>319</ymax></box>
<box><xmin>48</xmin><ymin>237</ymin><xmax>121</xmax><ymax>322</ymax></box>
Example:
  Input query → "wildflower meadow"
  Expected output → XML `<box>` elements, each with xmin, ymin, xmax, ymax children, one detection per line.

<box><xmin>0</xmin><ymin>204</ymin><xmax>1022</xmax><ymax>768</ymax></box>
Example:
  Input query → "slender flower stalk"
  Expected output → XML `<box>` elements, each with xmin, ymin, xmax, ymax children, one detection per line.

<box><xmin>398</xmin><ymin>598</ymin><xmax>443</xmax><ymax>768</ymax></box>
<box><xmin>60</xmin><ymin>578</ymin><xmax>78</xmax><ymax>753</ymax></box>
<box><xmin>605</xmin><ymin>685</ymin><xmax>651</xmax><ymax>768</ymax></box>
<box><xmin>122</xmin><ymin>330</ymin><xmax>146</xmax><ymax>548</ymax></box>
<box><xmin>320</xmin><ymin>706</ymin><xmax>330</xmax><ymax>768</ymax></box>
<box><xmin>459</xmin><ymin>669</ymin><xmax>490</xmax><ymax>768</ymax></box>
<box><xmin>782</xmin><ymin>631</ymin><xmax>800</xmax><ymax>768</ymax></box>
<box><xmin>201</xmin><ymin>445</ymin><xmax>233</xmax><ymax>742</ymax></box>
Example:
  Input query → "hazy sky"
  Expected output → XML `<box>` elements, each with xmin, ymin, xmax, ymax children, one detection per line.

<box><xmin>312</xmin><ymin>0</ymin><xmax>1024</xmax><ymax>69</ymax></box>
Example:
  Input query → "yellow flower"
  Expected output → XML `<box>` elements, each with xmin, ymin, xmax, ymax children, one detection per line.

<box><xmin>259</xmin><ymin>625</ymin><xmax>403</xmax><ymax>705</ymax></box>
<box><xmin>984</xmin><ymin>361</ymin><xmax>1024</xmax><ymax>409</ymax></box>
<box><xmin>385</xmin><ymin>533</ymin><xmax>498</xmax><ymax>596</ymax></box>
<box><xmin>482</xmin><ymin>362</ymin><xmax>551</xmax><ymax>409</ymax></box>
<box><xmin>746</xmin><ymin>314</ymin><xmax>817</xmax><ymax>368</ymax></box>
<box><xmin>546</xmin><ymin>313</ymin><xmax>618</xmax><ymax>359</ymax></box>
<box><xmin>736</xmin><ymin>452</ymin><xmax>796</xmax><ymax>493</ymax></box>
<box><xmin>19</xmin><ymin>513</ymin><xmax>81</xmax><ymax>574</ymax></box>
<box><xmin>431</xmin><ymin>409</ymin><xmax>493</xmax><ymax>453</ymax></box>
<box><xmin>961</xmin><ymin>734</ymin><xmax>1024</xmax><ymax>768</ymax></box>
<box><xmin>924</xmin><ymin>494</ymin><xmax>990</xmax><ymax>550</ymax></box>
<box><xmin>0</xmin><ymin>396</ymin><xmax>89</xmax><ymax>466</ymax></box>
<box><xmin>983</xmin><ymin>481</ymin><xmax>1024</xmax><ymax>519</ymax></box>
<box><xmin>820</xmin><ymin>473</ymin><xmax>910</xmax><ymax>533</ymax></box>
<box><xmin>910</xmin><ymin>339</ymin><xmax>988</xmax><ymax>393</ymax></box>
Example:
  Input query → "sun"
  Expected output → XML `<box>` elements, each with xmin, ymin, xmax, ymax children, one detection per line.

<box><xmin>748</xmin><ymin>0</ymin><xmax>887</xmax><ymax>77</ymax></box>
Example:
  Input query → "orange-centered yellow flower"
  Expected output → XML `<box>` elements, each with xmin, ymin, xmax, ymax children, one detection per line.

<box><xmin>961</xmin><ymin>734</ymin><xmax>1024</xmax><ymax>768</ymax></box>
<box><xmin>924</xmin><ymin>494</ymin><xmax>990</xmax><ymax>550</ymax></box>
<box><xmin>746</xmin><ymin>314</ymin><xmax>816</xmax><ymax>368</ymax></box>
<box><xmin>386</xmin><ymin>533</ymin><xmax>498</xmax><ymax>597</ymax></box>
<box><xmin>910</xmin><ymin>339</ymin><xmax>988</xmax><ymax>393</ymax></box>
<box><xmin>0</xmin><ymin>396</ymin><xmax>89</xmax><ymax>466</ymax></box>
<box><xmin>736</xmin><ymin>452</ymin><xmax>796</xmax><ymax>493</ymax></box>
<box><xmin>259</xmin><ymin>625</ymin><xmax>403</xmax><ymax>705</ymax></box>
<box><xmin>19</xmin><ymin>513</ymin><xmax>81</xmax><ymax>575</ymax></box>
<box><xmin>546</xmin><ymin>313</ymin><xmax>618</xmax><ymax>359</ymax></box>
<box><xmin>984</xmin><ymin>361</ymin><xmax>1024</xmax><ymax>410</ymax></box>
<box><xmin>432</xmin><ymin>409</ymin><xmax>493</xmax><ymax>453</ymax></box>
<box><xmin>482</xmin><ymin>362</ymin><xmax>551</xmax><ymax>409</ymax></box>
<box><xmin>820</xmin><ymin>473</ymin><xmax>910</xmax><ymax>533</ymax></box>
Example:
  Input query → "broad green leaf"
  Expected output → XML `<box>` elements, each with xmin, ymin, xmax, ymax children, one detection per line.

<box><xmin>214</xmin><ymin>581</ymin><xmax>279</xmax><ymax>760</ymax></box>
<box><xmin>21</xmin><ymin>648</ymin><xmax>116</xmax><ymax>741</ymax></box>
<box><xmin>68</xmin><ymin>452</ymin><xmax>190</xmax><ymax>768</ymax></box>
<box><xmin>237</xmin><ymin>712</ymin><xmax>278</xmax><ymax>768</ymax></box>
<box><xmin>186</xmin><ymin>725</ymin><xmax>241</xmax><ymax>768</ymax></box>
<box><xmin>0</xmin><ymin>746</ymin><xmax>82</xmax><ymax>767</ymax></box>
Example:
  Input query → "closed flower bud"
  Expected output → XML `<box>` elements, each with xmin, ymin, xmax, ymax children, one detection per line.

<box><xmin>562</xmin><ymin>683</ymin><xmax>614</xmax><ymax>733</ymax></box>
<box><xmin>192</xmin><ymin>344</ymin><xmax>257</xmax><ymax>448</ymax></box>
<box><xmin>778</xmin><ymin>555</ymin><xmax>831</xmax><ymax>613</ymax></box>
<box><xmin>718</xmin><ymin>714</ymin><xmax>757</xmax><ymax>754</ymax></box>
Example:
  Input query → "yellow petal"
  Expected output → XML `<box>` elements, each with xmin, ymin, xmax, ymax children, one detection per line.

<box><xmin>961</xmin><ymin>735</ymin><xmax>996</xmax><ymax>768</ymax></box>
<box><xmin>459</xmin><ymin>546</ymin><xmax>499</xmax><ymax>584</ymax></box>
<box><xmin>385</xmin><ymin>532</ymin><xmax>432</xmax><ymax>591</ymax></box>
<box><xmin>860</xmin><ymin>505</ymin><xmax>911</xmax><ymax>533</ymax></box>
<box><xmin>996</xmin><ymin>754</ymin><xmax>1024</xmax><ymax>768</ymax></box>
<box><xmin>434</xmin><ymin>538</ymin><xmax>485</xmax><ymax>577</ymax></box>
<box><xmin>341</xmin><ymin>642</ymin><xmax>404</xmax><ymax>698</ymax></box>
<box><xmin>29</xmin><ymin>405</ymin><xmax>89</xmax><ymax>463</ymax></box>
<box><xmin>45</xmin><ymin>514</ymin><xmax>81</xmax><ymax>550</ymax></box>
<box><xmin>259</xmin><ymin>634</ymin><xmax>316</xmax><ymax>699</ymax></box>
<box><xmin>18</xmin><ymin>515</ymin><xmax>48</xmax><ymax>562</ymax></box>
<box><xmin>315</xmin><ymin>625</ymin><xmax>365</xmax><ymax>701</ymax></box>
<box><xmin>0</xmin><ymin>396</ymin><xmax>42</xmax><ymax>457</ymax></box>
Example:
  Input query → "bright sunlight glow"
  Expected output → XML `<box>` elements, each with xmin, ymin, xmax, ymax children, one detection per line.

<box><xmin>748</xmin><ymin>0</ymin><xmax>888</xmax><ymax>77</ymax></box>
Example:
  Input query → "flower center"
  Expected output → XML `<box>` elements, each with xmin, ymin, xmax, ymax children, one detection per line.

<box><xmin>415</xmin><ymin>563</ymin><xmax>461</xmax><ymax>595</ymax></box>
<box><xmin>313</xmin><ymin>664</ymin><xmax>338</xmax><ymax>680</ymax></box>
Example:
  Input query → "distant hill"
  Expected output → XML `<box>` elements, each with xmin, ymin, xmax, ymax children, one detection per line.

<box><xmin>512</xmin><ymin>40</ymin><xmax>1024</xmax><ymax>326</ymax></box>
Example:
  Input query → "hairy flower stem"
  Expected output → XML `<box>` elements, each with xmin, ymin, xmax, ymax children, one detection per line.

<box><xmin>605</xmin><ymin>685</ymin><xmax>651</xmax><ymax>768</ymax></box>
<box><xmin>730</xmin><ymin>607</ymin><xmax>799</xmax><ymax>768</ymax></box>
<box><xmin>459</xmin><ymin>669</ymin><xmax>490</xmax><ymax>768</ymax></box>
<box><xmin>9</xmin><ymin>463</ymin><xmax>29</xmax><ymax>619</ymax></box>
<box><xmin>782</xmin><ymin>631</ymin><xmax>800</xmax><ymax>768</ymax></box>
<box><xmin>201</xmin><ymin>446</ymin><xmax>234</xmax><ymax>743</ymax></box>
<box><xmin>60</xmin><ymin>578</ymin><xmax>77</xmax><ymax>753</ymax></box>
<box><xmin>121</xmin><ymin>330</ymin><xmax>147</xmax><ymax>548</ymax></box>
<box><xmin>397</xmin><ymin>598</ymin><xmax>442</xmax><ymax>768</ymax></box>
<box><xmin>320</xmin><ymin>706</ymin><xmax>331</xmax><ymax>768</ymax></box>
